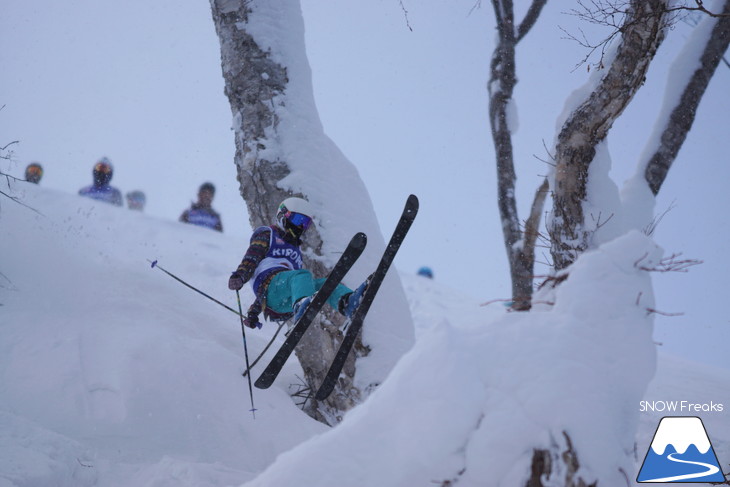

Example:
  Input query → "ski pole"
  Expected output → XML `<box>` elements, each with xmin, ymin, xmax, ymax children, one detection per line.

<box><xmin>237</xmin><ymin>290</ymin><xmax>258</xmax><ymax>418</ymax></box>
<box><xmin>242</xmin><ymin>320</ymin><xmax>286</xmax><ymax>377</ymax></box>
<box><xmin>148</xmin><ymin>259</ymin><xmax>242</xmax><ymax>317</ymax></box>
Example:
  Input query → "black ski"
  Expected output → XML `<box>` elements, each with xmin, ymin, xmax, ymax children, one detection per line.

<box><xmin>315</xmin><ymin>194</ymin><xmax>418</xmax><ymax>401</ymax></box>
<box><xmin>254</xmin><ymin>232</ymin><xmax>367</xmax><ymax>389</ymax></box>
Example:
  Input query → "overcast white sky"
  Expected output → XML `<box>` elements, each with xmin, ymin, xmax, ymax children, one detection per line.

<box><xmin>1</xmin><ymin>0</ymin><xmax>728</xmax><ymax>369</ymax></box>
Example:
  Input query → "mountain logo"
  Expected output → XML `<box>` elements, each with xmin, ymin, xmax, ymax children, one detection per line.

<box><xmin>637</xmin><ymin>416</ymin><xmax>726</xmax><ymax>483</ymax></box>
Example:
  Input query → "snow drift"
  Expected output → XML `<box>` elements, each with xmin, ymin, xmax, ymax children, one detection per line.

<box><xmin>1</xmin><ymin>185</ymin><xmax>728</xmax><ymax>487</ymax></box>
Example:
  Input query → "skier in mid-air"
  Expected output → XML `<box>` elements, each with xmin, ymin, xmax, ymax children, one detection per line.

<box><xmin>228</xmin><ymin>197</ymin><xmax>367</xmax><ymax>329</ymax></box>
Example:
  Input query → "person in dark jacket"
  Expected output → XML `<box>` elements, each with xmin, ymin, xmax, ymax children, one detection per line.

<box><xmin>78</xmin><ymin>158</ymin><xmax>123</xmax><ymax>206</ymax></box>
<box><xmin>179</xmin><ymin>182</ymin><xmax>223</xmax><ymax>232</ymax></box>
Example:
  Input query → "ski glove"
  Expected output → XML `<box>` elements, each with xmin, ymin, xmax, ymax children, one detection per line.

<box><xmin>228</xmin><ymin>272</ymin><xmax>244</xmax><ymax>290</ymax></box>
<box><xmin>243</xmin><ymin>310</ymin><xmax>262</xmax><ymax>329</ymax></box>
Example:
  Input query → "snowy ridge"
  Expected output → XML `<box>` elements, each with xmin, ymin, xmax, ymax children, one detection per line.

<box><xmin>1</xmin><ymin>186</ymin><xmax>328</xmax><ymax>486</ymax></box>
<box><xmin>1</xmin><ymin>185</ymin><xmax>729</xmax><ymax>486</ymax></box>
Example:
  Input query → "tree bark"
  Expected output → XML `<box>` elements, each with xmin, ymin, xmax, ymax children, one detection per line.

<box><xmin>208</xmin><ymin>0</ymin><xmax>291</xmax><ymax>229</ymax></box>
<box><xmin>488</xmin><ymin>0</ymin><xmax>547</xmax><ymax>310</ymax></box>
<box><xmin>209</xmin><ymin>0</ymin><xmax>361</xmax><ymax>422</ymax></box>
<box><xmin>645</xmin><ymin>0</ymin><xmax>730</xmax><ymax>195</ymax></box>
<box><xmin>549</xmin><ymin>0</ymin><xmax>668</xmax><ymax>270</ymax></box>
<box><xmin>526</xmin><ymin>432</ymin><xmax>597</xmax><ymax>487</ymax></box>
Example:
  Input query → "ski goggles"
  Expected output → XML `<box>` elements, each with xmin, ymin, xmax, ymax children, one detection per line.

<box><xmin>26</xmin><ymin>165</ymin><xmax>43</xmax><ymax>178</ymax></box>
<box><xmin>287</xmin><ymin>212</ymin><xmax>312</xmax><ymax>230</ymax></box>
<box><xmin>94</xmin><ymin>162</ymin><xmax>112</xmax><ymax>174</ymax></box>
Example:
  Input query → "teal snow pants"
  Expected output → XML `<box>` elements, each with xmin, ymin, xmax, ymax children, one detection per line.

<box><xmin>265</xmin><ymin>269</ymin><xmax>352</xmax><ymax>315</ymax></box>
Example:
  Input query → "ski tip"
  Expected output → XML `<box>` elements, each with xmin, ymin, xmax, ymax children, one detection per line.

<box><xmin>150</xmin><ymin>259</ymin><xmax>158</xmax><ymax>268</ymax></box>
<box><xmin>407</xmin><ymin>194</ymin><xmax>419</xmax><ymax>210</ymax></box>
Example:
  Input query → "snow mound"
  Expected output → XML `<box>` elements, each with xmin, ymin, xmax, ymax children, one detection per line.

<box><xmin>0</xmin><ymin>185</ymin><xmax>327</xmax><ymax>486</ymax></box>
<box><xmin>243</xmin><ymin>231</ymin><xmax>661</xmax><ymax>486</ymax></box>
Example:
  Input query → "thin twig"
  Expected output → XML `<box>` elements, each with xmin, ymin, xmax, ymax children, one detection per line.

<box><xmin>0</xmin><ymin>188</ymin><xmax>44</xmax><ymax>215</ymax></box>
<box><xmin>634</xmin><ymin>252</ymin><xmax>702</xmax><ymax>272</ymax></box>
<box><xmin>1</xmin><ymin>141</ymin><xmax>19</xmax><ymax>152</ymax></box>
<box><xmin>480</xmin><ymin>298</ymin><xmax>512</xmax><ymax>307</ymax></box>
<box><xmin>399</xmin><ymin>0</ymin><xmax>413</xmax><ymax>31</ymax></box>
<box><xmin>645</xmin><ymin>307</ymin><xmax>684</xmax><ymax>317</ymax></box>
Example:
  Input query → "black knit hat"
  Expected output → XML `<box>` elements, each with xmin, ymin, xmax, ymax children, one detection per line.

<box><xmin>199</xmin><ymin>182</ymin><xmax>215</xmax><ymax>194</ymax></box>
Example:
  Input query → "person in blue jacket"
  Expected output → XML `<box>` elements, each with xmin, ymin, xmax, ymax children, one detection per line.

<box><xmin>78</xmin><ymin>158</ymin><xmax>123</xmax><ymax>206</ymax></box>
<box><xmin>227</xmin><ymin>197</ymin><xmax>367</xmax><ymax>329</ymax></box>
<box><xmin>179</xmin><ymin>182</ymin><xmax>223</xmax><ymax>232</ymax></box>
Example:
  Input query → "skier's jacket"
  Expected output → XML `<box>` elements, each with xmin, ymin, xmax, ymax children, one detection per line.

<box><xmin>234</xmin><ymin>225</ymin><xmax>303</xmax><ymax>321</ymax></box>
<box><xmin>179</xmin><ymin>203</ymin><xmax>223</xmax><ymax>232</ymax></box>
<box><xmin>78</xmin><ymin>184</ymin><xmax>123</xmax><ymax>206</ymax></box>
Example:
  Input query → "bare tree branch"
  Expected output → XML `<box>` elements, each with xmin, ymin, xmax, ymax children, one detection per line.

<box><xmin>399</xmin><ymin>0</ymin><xmax>413</xmax><ymax>31</ymax></box>
<box><xmin>1</xmin><ymin>141</ymin><xmax>19</xmax><ymax>153</ymax></box>
<box><xmin>645</xmin><ymin>307</ymin><xmax>685</xmax><ymax>316</ymax></box>
<box><xmin>0</xmin><ymin>188</ymin><xmax>43</xmax><ymax>215</ymax></box>
<box><xmin>643</xmin><ymin>200</ymin><xmax>676</xmax><ymax>236</ymax></box>
<box><xmin>634</xmin><ymin>252</ymin><xmax>703</xmax><ymax>272</ymax></box>
<box><xmin>666</xmin><ymin>0</ymin><xmax>730</xmax><ymax>17</ymax></box>
<box><xmin>516</xmin><ymin>0</ymin><xmax>549</xmax><ymax>42</ymax></box>
<box><xmin>487</xmin><ymin>0</ymin><xmax>550</xmax><ymax>310</ymax></box>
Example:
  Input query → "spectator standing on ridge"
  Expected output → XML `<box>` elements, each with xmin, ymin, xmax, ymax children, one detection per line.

<box><xmin>25</xmin><ymin>163</ymin><xmax>43</xmax><ymax>184</ymax></box>
<box><xmin>179</xmin><ymin>182</ymin><xmax>223</xmax><ymax>232</ymax></box>
<box><xmin>126</xmin><ymin>190</ymin><xmax>146</xmax><ymax>211</ymax></box>
<box><xmin>78</xmin><ymin>158</ymin><xmax>123</xmax><ymax>206</ymax></box>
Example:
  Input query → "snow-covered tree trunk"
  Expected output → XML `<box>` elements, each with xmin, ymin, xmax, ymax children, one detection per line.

<box><xmin>548</xmin><ymin>0</ymin><xmax>668</xmax><ymax>270</ymax></box>
<box><xmin>209</xmin><ymin>0</ymin><xmax>414</xmax><ymax>423</ymax></box>
<box><xmin>488</xmin><ymin>0</ymin><xmax>548</xmax><ymax>311</ymax></box>
<box><xmin>643</xmin><ymin>0</ymin><xmax>730</xmax><ymax>195</ymax></box>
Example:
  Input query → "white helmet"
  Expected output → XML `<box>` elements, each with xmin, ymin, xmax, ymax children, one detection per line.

<box><xmin>276</xmin><ymin>197</ymin><xmax>314</xmax><ymax>238</ymax></box>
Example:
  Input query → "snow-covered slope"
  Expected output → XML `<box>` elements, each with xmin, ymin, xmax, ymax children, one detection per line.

<box><xmin>1</xmin><ymin>186</ymin><xmax>728</xmax><ymax>486</ymax></box>
<box><xmin>1</xmin><ymin>186</ymin><xmax>328</xmax><ymax>486</ymax></box>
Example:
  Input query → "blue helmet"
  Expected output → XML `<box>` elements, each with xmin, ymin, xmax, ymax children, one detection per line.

<box><xmin>417</xmin><ymin>266</ymin><xmax>433</xmax><ymax>279</ymax></box>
